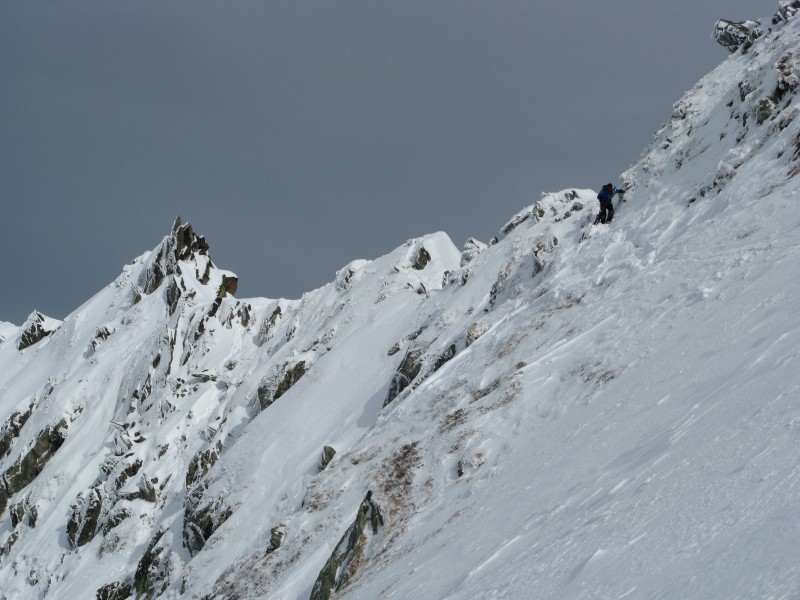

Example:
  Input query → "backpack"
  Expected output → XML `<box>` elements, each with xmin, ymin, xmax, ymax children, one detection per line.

<box><xmin>597</xmin><ymin>188</ymin><xmax>613</xmax><ymax>202</ymax></box>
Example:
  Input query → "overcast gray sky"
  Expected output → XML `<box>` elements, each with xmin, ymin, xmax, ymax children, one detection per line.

<box><xmin>1</xmin><ymin>1</ymin><xmax>770</xmax><ymax>324</ymax></box>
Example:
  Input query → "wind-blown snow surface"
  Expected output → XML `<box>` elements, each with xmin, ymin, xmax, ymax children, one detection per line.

<box><xmin>1</xmin><ymin>12</ymin><xmax>799</xmax><ymax>600</ymax></box>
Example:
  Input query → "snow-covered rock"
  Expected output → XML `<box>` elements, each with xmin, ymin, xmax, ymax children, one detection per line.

<box><xmin>0</xmin><ymin>6</ymin><xmax>798</xmax><ymax>600</ymax></box>
<box><xmin>713</xmin><ymin>19</ymin><xmax>762</xmax><ymax>53</ymax></box>
<box><xmin>15</xmin><ymin>311</ymin><xmax>61</xmax><ymax>351</ymax></box>
<box><xmin>773</xmin><ymin>0</ymin><xmax>800</xmax><ymax>25</ymax></box>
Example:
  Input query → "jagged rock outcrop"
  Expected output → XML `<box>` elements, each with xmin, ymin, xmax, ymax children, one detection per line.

<box><xmin>137</xmin><ymin>221</ymin><xmax>211</xmax><ymax>296</ymax></box>
<box><xmin>0</xmin><ymin>420</ymin><xmax>67</xmax><ymax>515</ymax></box>
<box><xmin>266</xmin><ymin>524</ymin><xmax>286</xmax><ymax>554</ymax></box>
<box><xmin>95</xmin><ymin>581</ymin><xmax>133</xmax><ymax>600</ymax></box>
<box><xmin>459</xmin><ymin>237</ymin><xmax>487</xmax><ymax>267</ymax></box>
<box><xmin>318</xmin><ymin>446</ymin><xmax>336</xmax><ymax>472</ymax></box>
<box><xmin>384</xmin><ymin>336</ymin><xmax>462</xmax><ymax>407</ymax></box>
<box><xmin>444</xmin><ymin>235</ymin><xmax>490</xmax><ymax>286</ymax></box>
<box><xmin>88</xmin><ymin>326</ymin><xmax>114</xmax><ymax>354</ymax></box>
<box><xmin>433</xmin><ymin>343</ymin><xmax>457</xmax><ymax>371</ymax></box>
<box><xmin>384</xmin><ymin>343</ymin><xmax>429</xmax><ymax>407</ymax></box>
<box><xmin>256</xmin><ymin>305</ymin><xmax>283</xmax><ymax>346</ymax></box>
<box><xmin>274</xmin><ymin>361</ymin><xmax>307</xmax><ymax>400</ymax></box>
<box><xmin>0</xmin><ymin>405</ymin><xmax>34</xmax><ymax>459</ymax></box>
<box><xmin>16</xmin><ymin>311</ymin><xmax>60</xmax><ymax>351</ymax></box>
<box><xmin>256</xmin><ymin>360</ymin><xmax>308</xmax><ymax>411</ymax></box>
<box><xmin>66</xmin><ymin>455</ymin><xmax>144</xmax><ymax>548</ymax></box>
<box><xmin>310</xmin><ymin>491</ymin><xmax>384</xmax><ymax>600</ymax></box>
<box><xmin>773</xmin><ymin>1</ymin><xmax>800</xmax><ymax>24</ymax></box>
<box><xmin>218</xmin><ymin>275</ymin><xmax>238</xmax><ymax>298</ymax></box>
<box><xmin>411</xmin><ymin>244</ymin><xmax>431</xmax><ymax>270</ymax></box>
<box><xmin>9</xmin><ymin>496</ymin><xmax>37</xmax><ymax>529</ymax></box>
<box><xmin>133</xmin><ymin>528</ymin><xmax>180</xmax><ymax>598</ymax></box>
<box><xmin>714</xmin><ymin>19</ymin><xmax>763</xmax><ymax>53</ymax></box>
<box><xmin>182</xmin><ymin>441</ymin><xmax>229</xmax><ymax>556</ymax></box>
<box><xmin>186</xmin><ymin>442</ymin><xmax>223</xmax><ymax>489</ymax></box>
<box><xmin>183</xmin><ymin>488</ymin><xmax>233</xmax><ymax>556</ymax></box>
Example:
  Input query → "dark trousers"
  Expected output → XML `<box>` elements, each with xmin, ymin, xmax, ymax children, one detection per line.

<box><xmin>595</xmin><ymin>201</ymin><xmax>614</xmax><ymax>224</ymax></box>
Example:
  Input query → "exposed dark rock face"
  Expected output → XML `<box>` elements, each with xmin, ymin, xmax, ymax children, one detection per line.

<box><xmin>433</xmin><ymin>343</ymin><xmax>457</xmax><ymax>372</ymax></box>
<box><xmin>318</xmin><ymin>446</ymin><xmax>336</xmax><ymax>472</ymax></box>
<box><xmin>9</xmin><ymin>496</ymin><xmax>37</xmax><ymax>528</ymax></box>
<box><xmin>89</xmin><ymin>326</ymin><xmax>114</xmax><ymax>354</ymax></box>
<box><xmin>138</xmin><ymin>222</ymin><xmax>211</xmax><ymax>296</ymax></box>
<box><xmin>384</xmin><ymin>343</ymin><xmax>429</xmax><ymax>407</ymax></box>
<box><xmin>67</xmin><ymin>489</ymin><xmax>103</xmax><ymax>548</ymax></box>
<box><xmin>0</xmin><ymin>531</ymin><xmax>20</xmax><ymax>558</ymax></box>
<box><xmin>310</xmin><ymin>491</ymin><xmax>384</xmax><ymax>600</ymax></box>
<box><xmin>256</xmin><ymin>385</ymin><xmax>272</xmax><ymax>411</ymax></box>
<box><xmin>773</xmin><ymin>1</ymin><xmax>800</xmax><ymax>25</ymax></box>
<box><xmin>166</xmin><ymin>277</ymin><xmax>183</xmax><ymax>316</ymax></box>
<box><xmin>218</xmin><ymin>275</ymin><xmax>238</xmax><ymax>298</ymax></box>
<box><xmin>257</xmin><ymin>361</ymin><xmax>308</xmax><ymax>411</ymax></box>
<box><xmin>102</xmin><ymin>507</ymin><xmax>131</xmax><ymax>535</ymax></box>
<box><xmin>173</xmin><ymin>222</ymin><xmax>210</xmax><ymax>262</ymax></box>
<box><xmin>136</xmin><ymin>478</ymin><xmax>157</xmax><ymax>503</ymax></box>
<box><xmin>412</xmin><ymin>245</ymin><xmax>431</xmax><ymax>270</ymax></box>
<box><xmin>275</xmin><ymin>362</ymin><xmax>307</xmax><ymax>401</ymax></box>
<box><xmin>0</xmin><ymin>420</ymin><xmax>67</xmax><ymax>515</ymax></box>
<box><xmin>133</xmin><ymin>529</ymin><xmax>177</xmax><ymax>598</ymax></box>
<box><xmin>95</xmin><ymin>581</ymin><xmax>133</xmax><ymax>600</ymax></box>
<box><xmin>256</xmin><ymin>306</ymin><xmax>283</xmax><ymax>346</ymax></box>
<box><xmin>0</xmin><ymin>405</ymin><xmax>34</xmax><ymax>459</ymax></box>
<box><xmin>221</xmin><ymin>300</ymin><xmax>252</xmax><ymax>329</ymax></box>
<box><xmin>756</xmin><ymin>98</ymin><xmax>775</xmax><ymax>124</ymax></box>
<box><xmin>66</xmin><ymin>457</ymin><xmax>143</xmax><ymax>548</ymax></box>
<box><xmin>713</xmin><ymin>19</ymin><xmax>762</xmax><ymax>53</ymax></box>
<box><xmin>774</xmin><ymin>49</ymin><xmax>800</xmax><ymax>103</ymax></box>
<box><xmin>267</xmin><ymin>524</ymin><xmax>286</xmax><ymax>554</ymax></box>
<box><xmin>386</xmin><ymin>326</ymin><xmax>427</xmax><ymax>358</ymax></box>
<box><xmin>186</xmin><ymin>442</ymin><xmax>223</xmax><ymax>489</ymax></box>
<box><xmin>500</xmin><ymin>210</ymin><xmax>532</xmax><ymax>236</ymax></box>
<box><xmin>183</xmin><ymin>489</ymin><xmax>233</xmax><ymax>556</ymax></box>
<box><xmin>384</xmin><ymin>336</ymin><xmax>463</xmax><ymax>408</ymax></box>
<box><xmin>17</xmin><ymin>311</ymin><xmax>60</xmax><ymax>351</ymax></box>
<box><xmin>183</xmin><ymin>444</ymin><xmax>230</xmax><ymax>557</ymax></box>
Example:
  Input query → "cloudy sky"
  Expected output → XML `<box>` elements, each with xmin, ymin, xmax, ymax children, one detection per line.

<box><xmin>1</xmin><ymin>1</ymin><xmax>770</xmax><ymax>324</ymax></box>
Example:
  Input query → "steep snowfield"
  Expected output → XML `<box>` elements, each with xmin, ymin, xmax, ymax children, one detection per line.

<box><xmin>1</xmin><ymin>10</ymin><xmax>799</xmax><ymax>600</ymax></box>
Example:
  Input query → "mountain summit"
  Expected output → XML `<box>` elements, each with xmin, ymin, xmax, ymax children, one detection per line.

<box><xmin>1</xmin><ymin>6</ymin><xmax>798</xmax><ymax>600</ymax></box>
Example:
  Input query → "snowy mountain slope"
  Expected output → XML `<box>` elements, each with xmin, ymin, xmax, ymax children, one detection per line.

<box><xmin>1</xmin><ymin>7</ymin><xmax>799</xmax><ymax>600</ymax></box>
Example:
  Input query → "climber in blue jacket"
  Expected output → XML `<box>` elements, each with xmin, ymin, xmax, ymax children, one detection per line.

<box><xmin>594</xmin><ymin>183</ymin><xmax>625</xmax><ymax>224</ymax></box>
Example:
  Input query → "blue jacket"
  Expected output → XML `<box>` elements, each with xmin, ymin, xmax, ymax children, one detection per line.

<box><xmin>597</xmin><ymin>187</ymin><xmax>624</xmax><ymax>203</ymax></box>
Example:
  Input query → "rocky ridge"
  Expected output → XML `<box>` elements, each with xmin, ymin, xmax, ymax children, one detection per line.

<box><xmin>0</xmin><ymin>6</ymin><xmax>798</xmax><ymax>600</ymax></box>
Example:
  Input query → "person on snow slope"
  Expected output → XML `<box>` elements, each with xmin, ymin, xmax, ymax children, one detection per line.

<box><xmin>594</xmin><ymin>183</ymin><xmax>625</xmax><ymax>224</ymax></box>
